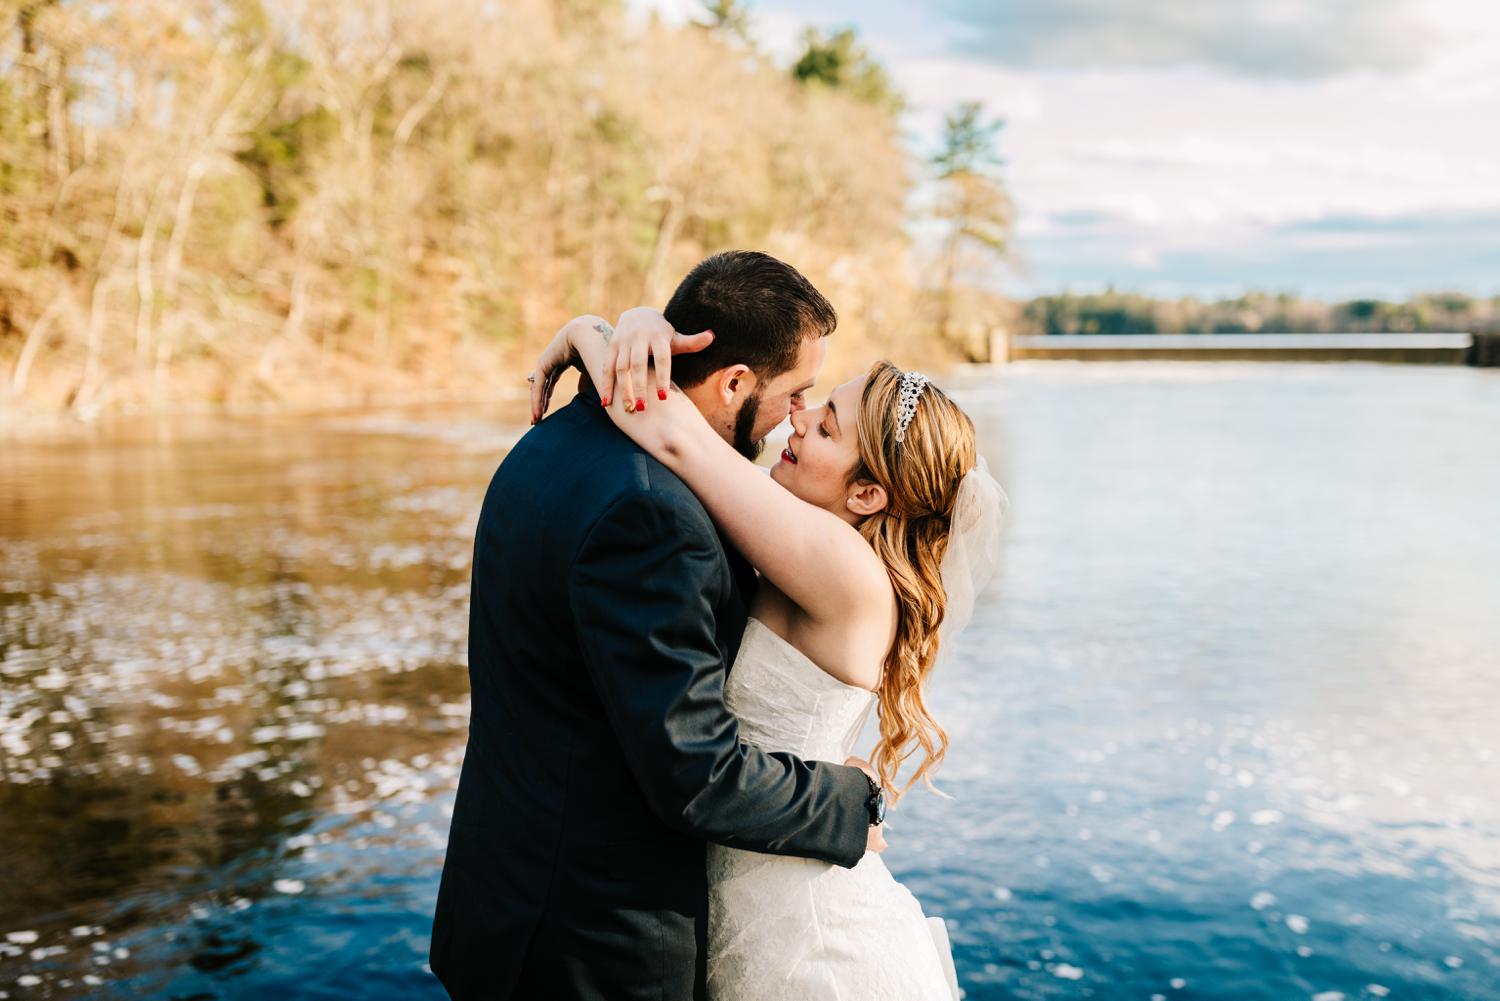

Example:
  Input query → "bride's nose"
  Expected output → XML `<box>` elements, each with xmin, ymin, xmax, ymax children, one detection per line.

<box><xmin>789</xmin><ymin>408</ymin><xmax>810</xmax><ymax>436</ymax></box>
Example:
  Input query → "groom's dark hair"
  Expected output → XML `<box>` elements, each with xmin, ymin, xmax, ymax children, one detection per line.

<box><xmin>664</xmin><ymin>251</ymin><xmax>837</xmax><ymax>389</ymax></box>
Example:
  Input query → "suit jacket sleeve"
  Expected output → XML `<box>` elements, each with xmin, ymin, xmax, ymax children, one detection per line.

<box><xmin>568</xmin><ymin>489</ymin><xmax>871</xmax><ymax>869</ymax></box>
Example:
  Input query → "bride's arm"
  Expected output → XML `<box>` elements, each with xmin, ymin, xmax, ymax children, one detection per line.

<box><xmin>544</xmin><ymin>312</ymin><xmax>890</xmax><ymax>628</ymax></box>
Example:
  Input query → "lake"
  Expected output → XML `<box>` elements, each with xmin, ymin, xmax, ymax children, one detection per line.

<box><xmin>2</xmin><ymin>360</ymin><xmax>1497</xmax><ymax>999</ymax></box>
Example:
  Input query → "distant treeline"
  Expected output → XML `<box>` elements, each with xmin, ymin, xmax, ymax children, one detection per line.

<box><xmin>0</xmin><ymin>0</ymin><xmax>1011</xmax><ymax>417</ymax></box>
<box><xmin>1021</xmin><ymin>291</ymin><xmax>1500</xmax><ymax>337</ymax></box>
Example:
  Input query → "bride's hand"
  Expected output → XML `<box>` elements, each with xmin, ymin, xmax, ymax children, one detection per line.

<box><xmin>529</xmin><ymin>309</ymin><xmax>714</xmax><ymax>423</ymax></box>
<box><xmin>529</xmin><ymin>314</ymin><xmax>601</xmax><ymax>424</ymax></box>
<box><xmin>602</xmin><ymin>307</ymin><xmax>714</xmax><ymax>414</ymax></box>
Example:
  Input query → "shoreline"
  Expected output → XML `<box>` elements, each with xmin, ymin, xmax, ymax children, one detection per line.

<box><xmin>0</xmin><ymin>384</ymin><xmax>533</xmax><ymax>442</ymax></box>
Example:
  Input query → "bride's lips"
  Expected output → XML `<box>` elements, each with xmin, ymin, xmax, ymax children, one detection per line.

<box><xmin>781</xmin><ymin>446</ymin><xmax>798</xmax><ymax>465</ymax></box>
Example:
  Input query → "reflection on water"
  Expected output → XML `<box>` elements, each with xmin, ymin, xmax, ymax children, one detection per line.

<box><xmin>0</xmin><ymin>410</ymin><xmax>493</xmax><ymax>998</ymax></box>
<box><xmin>2</xmin><ymin>363</ymin><xmax>1498</xmax><ymax>999</ymax></box>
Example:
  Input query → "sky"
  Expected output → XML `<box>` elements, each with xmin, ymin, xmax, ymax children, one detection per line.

<box><xmin>634</xmin><ymin>0</ymin><xmax>1500</xmax><ymax>302</ymax></box>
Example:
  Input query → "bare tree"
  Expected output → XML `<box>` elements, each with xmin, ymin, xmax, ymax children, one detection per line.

<box><xmin>932</xmin><ymin>101</ymin><xmax>1012</xmax><ymax>349</ymax></box>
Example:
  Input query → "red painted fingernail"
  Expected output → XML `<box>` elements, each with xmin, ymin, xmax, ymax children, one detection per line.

<box><xmin>658</xmin><ymin>389</ymin><xmax>667</xmax><ymax>401</ymax></box>
<box><xmin>600</xmin><ymin>397</ymin><xmax>610</xmax><ymax>407</ymax></box>
<box><xmin>636</xmin><ymin>398</ymin><xmax>646</xmax><ymax>411</ymax></box>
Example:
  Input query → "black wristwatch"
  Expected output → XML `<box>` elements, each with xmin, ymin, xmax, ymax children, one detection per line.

<box><xmin>863</xmin><ymin>772</ymin><xmax>886</xmax><ymax>826</ymax></box>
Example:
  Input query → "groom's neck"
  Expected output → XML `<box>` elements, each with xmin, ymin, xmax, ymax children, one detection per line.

<box><xmin>680</xmin><ymin>381</ymin><xmax>737</xmax><ymax>448</ymax></box>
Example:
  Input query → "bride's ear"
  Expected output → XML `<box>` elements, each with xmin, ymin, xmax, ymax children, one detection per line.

<box><xmin>845</xmin><ymin>480</ymin><xmax>887</xmax><ymax>518</ymax></box>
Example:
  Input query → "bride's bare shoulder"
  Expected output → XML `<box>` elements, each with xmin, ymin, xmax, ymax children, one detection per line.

<box><xmin>822</xmin><ymin>519</ymin><xmax>900</xmax><ymax>620</ymax></box>
<box><xmin>769</xmin><ymin>579</ymin><xmax>894</xmax><ymax>692</ymax></box>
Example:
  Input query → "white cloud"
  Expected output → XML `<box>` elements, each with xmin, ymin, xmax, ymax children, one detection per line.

<box><xmin>934</xmin><ymin>0</ymin><xmax>1436</xmax><ymax>79</ymax></box>
<box><xmin>883</xmin><ymin>8</ymin><xmax>1500</xmax><ymax>296</ymax></box>
<box><xmin>629</xmin><ymin>0</ymin><xmax>1500</xmax><ymax>296</ymax></box>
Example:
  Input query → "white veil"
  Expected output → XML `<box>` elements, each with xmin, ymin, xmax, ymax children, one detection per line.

<box><xmin>937</xmin><ymin>456</ymin><xmax>1009</xmax><ymax>655</ymax></box>
<box><xmin>890</xmin><ymin>456</ymin><xmax>1007</xmax><ymax>803</ymax></box>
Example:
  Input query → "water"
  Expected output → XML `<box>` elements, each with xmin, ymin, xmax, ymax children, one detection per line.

<box><xmin>2</xmin><ymin>362</ymin><xmax>1498</xmax><ymax>999</ymax></box>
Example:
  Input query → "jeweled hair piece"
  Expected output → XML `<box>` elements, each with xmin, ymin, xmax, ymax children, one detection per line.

<box><xmin>893</xmin><ymin>370</ymin><xmax>930</xmax><ymax>443</ymax></box>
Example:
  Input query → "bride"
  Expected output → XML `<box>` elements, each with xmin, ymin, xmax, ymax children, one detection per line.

<box><xmin>531</xmin><ymin>307</ymin><xmax>1007</xmax><ymax>1001</ymax></box>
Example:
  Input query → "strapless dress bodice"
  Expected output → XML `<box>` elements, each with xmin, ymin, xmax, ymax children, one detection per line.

<box><xmin>724</xmin><ymin>617</ymin><xmax>876</xmax><ymax>764</ymax></box>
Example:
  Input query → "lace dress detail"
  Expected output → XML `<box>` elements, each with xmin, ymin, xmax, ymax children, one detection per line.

<box><xmin>707</xmin><ymin>618</ymin><xmax>959</xmax><ymax>1001</ymax></box>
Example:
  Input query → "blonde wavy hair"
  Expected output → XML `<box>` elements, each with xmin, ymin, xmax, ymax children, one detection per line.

<box><xmin>852</xmin><ymin>361</ymin><xmax>978</xmax><ymax>803</ymax></box>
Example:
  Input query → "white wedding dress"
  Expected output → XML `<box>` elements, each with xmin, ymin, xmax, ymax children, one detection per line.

<box><xmin>707</xmin><ymin>618</ymin><xmax>961</xmax><ymax>1001</ymax></box>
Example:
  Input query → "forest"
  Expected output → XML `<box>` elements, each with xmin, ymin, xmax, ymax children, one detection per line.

<box><xmin>2</xmin><ymin>0</ymin><xmax>1487</xmax><ymax>419</ymax></box>
<box><xmin>1019</xmin><ymin>291</ymin><xmax>1500</xmax><ymax>339</ymax></box>
<box><xmin>0</xmin><ymin>0</ymin><xmax>1012</xmax><ymax>418</ymax></box>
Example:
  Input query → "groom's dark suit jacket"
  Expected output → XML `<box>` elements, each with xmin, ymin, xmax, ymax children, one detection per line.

<box><xmin>430</xmin><ymin>382</ymin><xmax>871</xmax><ymax>1001</ymax></box>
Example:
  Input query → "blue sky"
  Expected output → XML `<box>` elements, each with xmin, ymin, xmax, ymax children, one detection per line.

<box><xmin>635</xmin><ymin>0</ymin><xmax>1500</xmax><ymax>301</ymax></box>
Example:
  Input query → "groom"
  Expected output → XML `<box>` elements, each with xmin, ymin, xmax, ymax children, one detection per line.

<box><xmin>430</xmin><ymin>251</ymin><xmax>884</xmax><ymax>1000</ymax></box>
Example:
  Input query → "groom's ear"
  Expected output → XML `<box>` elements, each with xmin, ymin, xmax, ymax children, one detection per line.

<box><xmin>714</xmin><ymin>364</ymin><xmax>756</xmax><ymax>405</ymax></box>
<box><xmin>846</xmin><ymin>479</ymin><xmax>888</xmax><ymax>518</ymax></box>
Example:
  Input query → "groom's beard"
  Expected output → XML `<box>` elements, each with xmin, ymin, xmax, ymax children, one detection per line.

<box><xmin>732</xmin><ymin>389</ymin><xmax>766</xmax><ymax>461</ymax></box>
